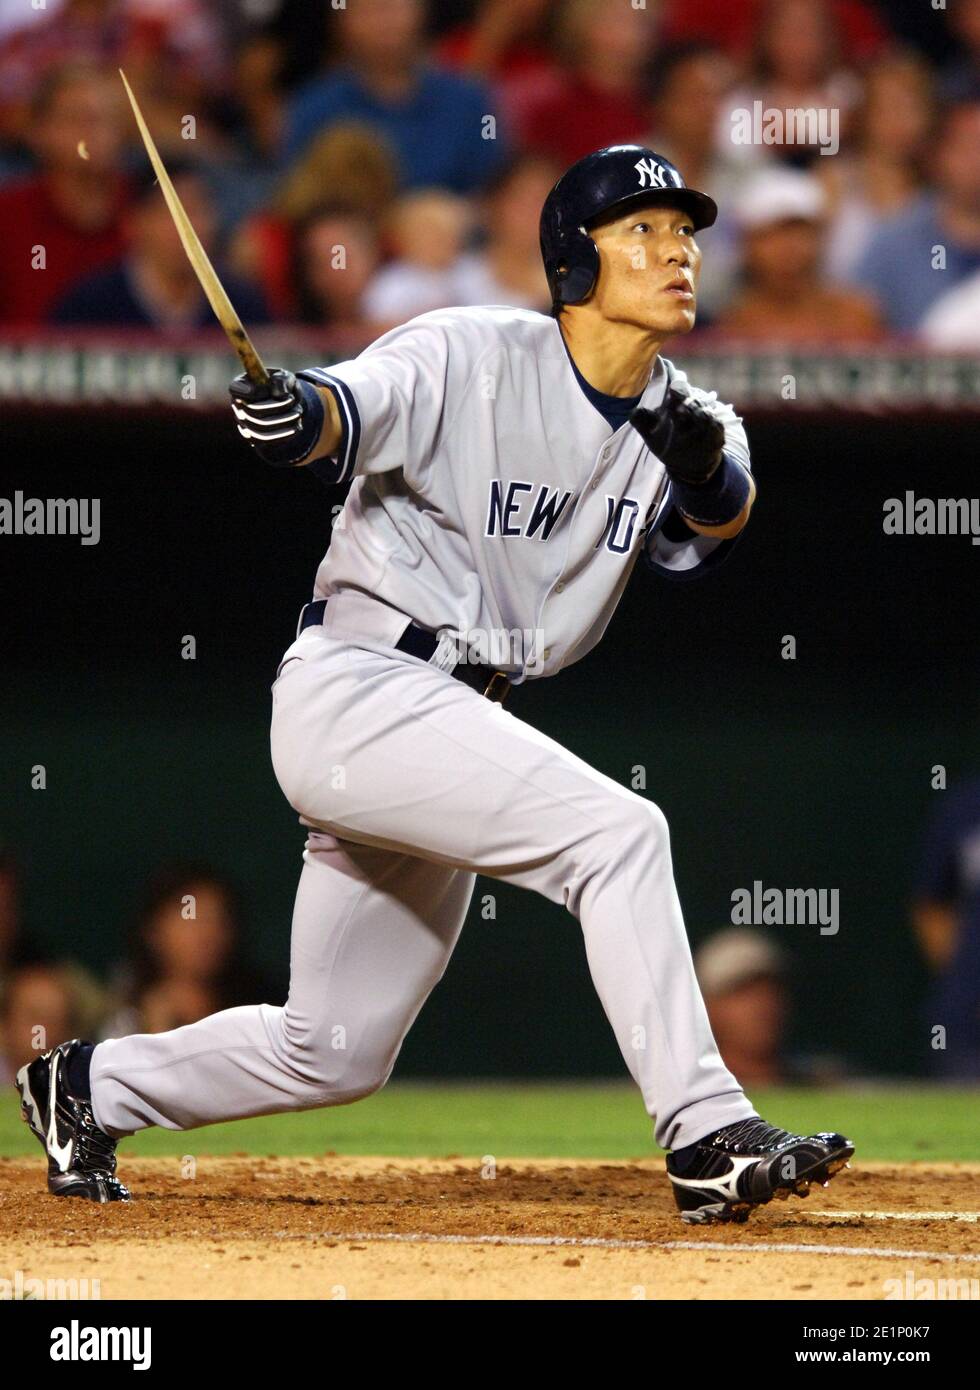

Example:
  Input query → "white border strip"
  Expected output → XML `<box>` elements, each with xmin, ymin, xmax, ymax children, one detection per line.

<box><xmin>280</xmin><ymin>1229</ymin><xmax>980</xmax><ymax>1263</ymax></box>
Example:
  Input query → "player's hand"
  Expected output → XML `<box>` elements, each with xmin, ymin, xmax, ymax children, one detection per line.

<box><xmin>630</xmin><ymin>390</ymin><xmax>725</xmax><ymax>487</ymax></box>
<box><xmin>229</xmin><ymin>368</ymin><xmax>305</xmax><ymax>446</ymax></box>
<box><xmin>229</xmin><ymin>367</ymin><xmax>325</xmax><ymax>467</ymax></box>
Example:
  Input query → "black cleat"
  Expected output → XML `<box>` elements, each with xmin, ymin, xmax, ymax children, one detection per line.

<box><xmin>666</xmin><ymin>1116</ymin><xmax>853</xmax><ymax>1225</ymax></box>
<box><xmin>15</xmin><ymin>1040</ymin><xmax>130</xmax><ymax>1203</ymax></box>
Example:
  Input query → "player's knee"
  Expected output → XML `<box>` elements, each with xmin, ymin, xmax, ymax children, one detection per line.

<box><xmin>296</xmin><ymin>1047</ymin><xmax>391</xmax><ymax>1107</ymax></box>
<box><xmin>561</xmin><ymin>795</ymin><xmax>670</xmax><ymax>915</ymax></box>
<box><xmin>597</xmin><ymin>793</ymin><xmax>670</xmax><ymax>854</ymax></box>
<box><xmin>572</xmin><ymin>794</ymin><xmax>671</xmax><ymax>889</ymax></box>
<box><xmin>275</xmin><ymin>1011</ymin><xmax>393</xmax><ymax>1104</ymax></box>
<box><xmin>312</xmin><ymin>1058</ymin><xmax>389</xmax><ymax>1106</ymax></box>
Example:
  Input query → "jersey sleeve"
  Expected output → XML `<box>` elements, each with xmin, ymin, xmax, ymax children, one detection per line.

<box><xmin>298</xmin><ymin>315</ymin><xmax>457</xmax><ymax>486</ymax></box>
<box><xmin>643</xmin><ymin>366</ymin><xmax>752</xmax><ymax>581</ymax></box>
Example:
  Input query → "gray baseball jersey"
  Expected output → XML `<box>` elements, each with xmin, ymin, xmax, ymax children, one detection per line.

<box><xmin>299</xmin><ymin>305</ymin><xmax>751</xmax><ymax>681</ymax></box>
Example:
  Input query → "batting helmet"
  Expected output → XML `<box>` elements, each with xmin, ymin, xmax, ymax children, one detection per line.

<box><xmin>539</xmin><ymin>144</ymin><xmax>717</xmax><ymax>308</ymax></box>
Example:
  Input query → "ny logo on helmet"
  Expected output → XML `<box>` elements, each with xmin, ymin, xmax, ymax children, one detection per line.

<box><xmin>635</xmin><ymin>157</ymin><xmax>669</xmax><ymax>189</ymax></box>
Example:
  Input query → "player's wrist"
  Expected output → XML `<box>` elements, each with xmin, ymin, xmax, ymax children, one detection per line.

<box><xmin>258</xmin><ymin>376</ymin><xmax>325</xmax><ymax>466</ymax></box>
<box><xmin>671</xmin><ymin>452</ymin><xmax>752</xmax><ymax>529</ymax></box>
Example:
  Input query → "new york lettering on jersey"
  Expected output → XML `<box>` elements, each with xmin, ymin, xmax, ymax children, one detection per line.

<box><xmin>299</xmin><ymin>306</ymin><xmax>751</xmax><ymax>679</ymax></box>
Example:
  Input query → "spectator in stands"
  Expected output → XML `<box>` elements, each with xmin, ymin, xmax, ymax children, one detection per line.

<box><xmin>102</xmin><ymin>864</ymin><xmax>272</xmax><ymax>1039</ymax></box>
<box><xmin>436</xmin><ymin>0</ymin><xmax>554</xmax><ymax>82</ymax></box>
<box><xmin>284</xmin><ymin>0</ymin><xmax>507</xmax><ymax>194</ymax></box>
<box><xmin>363</xmin><ymin>157</ymin><xmax>558</xmax><ymax>324</ymax></box>
<box><xmin>694</xmin><ymin>929</ymin><xmax>788</xmax><ymax>1087</ymax></box>
<box><xmin>644</xmin><ymin>41</ymin><xmax>759</xmax><ymax>319</ymax></box>
<box><xmin>51</xmin><ymin>162</ymin><xmax>268</xmax><ymax>328</ymax></box>
<box><xmin>696</xmin><ymin>927</ymin><xmax>847</xmax><ymax>1084</ymax></box>
<box><xmin>293</xmin><ymin>204</ymin><xmax>382</xmax><ymax>328</ymax></box>
<box><xmin>718</xmin><ymin>0</ymin><xmax>861</xmax><ymax>167</ymax></box>
<box><xmin>0</xmin><ymin>63</ymin><xmax>130</xmax><ymax>325</ymax></box>
<box><xmin>362</xmin><ymin>188</ymin><xmax>475</xmax><ymax>326</ymax></box>
<box><xmin>921</xmin><ymin>265</ymin><xmax>980</xmax><ymax>349</ymax></box>
<box><xmin>715</xmin><ymin>166</ymin><xmax>881</xmax><ymax>341</ymax></box>
<box><xmin>820</xmin><ymin>50</ymin><xmax>935</xmax><ymax>286</ymax></box>
<box><xmin>435</xmin><ymin>0</ymin><xmax>558</xmax><ymax>134</ymax></box>
<box><xmin>234</xmin><ymin>0</ymin><xmax>336</xmax><ymax>97</ymax></box>
<box><xmin>515</xmin><ymin>0</ymin><xmax>658</xmax><ymax>165</ymax></box>
<box><xmin>229</xmin><ymin>0</ymin><xmax>338</xmax><ymax>161</ymax></box>
<box><xmin>0</xmin><ymin>0</ymin><xmax>118</xmax><ymax>147</ymax></box>
<box><xmin>231</xmin><ymin>122</ymin><xmax>398</xmax><ymax>321</ymax></box>
<box><xmin>457</xmin><ymin>154</ymin><xmax>557</xmax><ymax>312</ymax></box>
<box><xmin>912</xmin><ymin>778</ymin><xmax>980</xmax><ymax>1078</ymax></box>
<box><xmin>660</xmin><ymin>0</ymin><xmax>888</xmax><ymax>65</ymax></box>
<box><xmin>940</xmin><ymin>0</ymin><xmax>980</xmax><ymax>103</ymax></box>
<box><xmin>0</xmin><ymin>850</ymin><xmax>109</xmax><ymax>1072</ymax></box>
<box><xmin>0</xmin><ymin>963</ymin><xmax>84</xmax><ymax>1085</ymax></box>
<box><xmin>855</xmin><ymin>101</ymin><xmax>980</xmax><ymax>334</ymax></box>
<box><xmin>0</xmin><ymin>0</ymin><xmax>229</xmax><ymax>156</ymax></box>
<box><xmin>646</xmin><ymin>43</ymin><xmax>736</xmax><ymax>195</ymax></box>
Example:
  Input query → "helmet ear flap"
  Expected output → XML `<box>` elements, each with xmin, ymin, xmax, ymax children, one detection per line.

<box><xmin>554</xmin><ymin>227</ymin><xmax>600</xmax><ymax>305</ymax></box>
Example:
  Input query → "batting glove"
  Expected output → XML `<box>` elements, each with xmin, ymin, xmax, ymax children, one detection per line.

<box><xmin>630</xmin><ymin>390</ymin><xmax>725</xmax><ymax>487</ymax></box>
<box><xmin>229</xmin><ymin>368</ymin><xmax>324</xmax><ymax>467</ymax></box>
<box><xmin>632</xmin><ymin>390</ymin><xmax>751</xmax><ymax>528</ymax></box>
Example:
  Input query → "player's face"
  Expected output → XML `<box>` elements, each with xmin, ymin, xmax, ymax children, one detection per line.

<box><xmin>134</xmin><ymin>176</ymin><xmax>216</xmax><ymax>275</ymax></box>
<box><xmin>588</xmin><ymin>203</ymin><xmax>701</xmax><ymax>336</ymax></box>
<box><xmin>36</xmin><ymin>75</ymin><xmax>123</xmax><ymax>175</ymax></box>
<box><xmin>147</xmin><ymin>883</ymin><xmax>233</xmax><ymax>981</ymax></box>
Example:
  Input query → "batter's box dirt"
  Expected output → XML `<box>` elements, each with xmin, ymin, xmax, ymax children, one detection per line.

<box><xmin>1</xmin><ymin>1157</ymin><xmax>977</xmax><ymax>1300</ymax></box>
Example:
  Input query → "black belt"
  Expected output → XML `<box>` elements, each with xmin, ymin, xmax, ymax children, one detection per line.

<box><xmin>298</xmin><ymin>599</ymin><xmax>512</xmax><ymax>705</ymax></box>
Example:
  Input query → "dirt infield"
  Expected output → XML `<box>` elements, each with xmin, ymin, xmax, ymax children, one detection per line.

<box><xmin>1</xmin><ymin>1156</ymin><xmax>978</xmax><ymax>1300</ymax></box>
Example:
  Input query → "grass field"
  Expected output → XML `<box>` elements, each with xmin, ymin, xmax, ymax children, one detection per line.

<box><xmin>2</xmin><ymin>1081</ymin><xmax>977</xmax><ymax>1162</ymax></box>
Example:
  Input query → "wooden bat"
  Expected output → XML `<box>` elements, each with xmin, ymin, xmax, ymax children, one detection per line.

<box><xmin>119</xmin><ymin>69</ymin><xmax>270</xmax><ymax>387</ymax></box>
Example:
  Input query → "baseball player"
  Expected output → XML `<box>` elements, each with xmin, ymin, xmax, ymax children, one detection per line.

<box><xmin>18</xmin><ymin>145</ymin><xmax>853</xmax><ymax>1224</ymax></box>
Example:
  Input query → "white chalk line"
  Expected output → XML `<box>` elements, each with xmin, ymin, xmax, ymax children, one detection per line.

<box><xmin>665</xmin><ymin>1241</ymin><xmax>980</xmax><ymax>1264</ymax></box>
<box><xmin>808</xmin><ymin>1210</ymin><xmax>978</xmax><ymax>1223</ymax></box>
<box><xmin>279</xmin><ymin>1229</ymin><xmax>980</xmax><ymax>1263</ymax></box>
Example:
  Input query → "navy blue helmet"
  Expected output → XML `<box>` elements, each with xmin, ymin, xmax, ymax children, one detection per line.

<box><xmin>539</xmin><ymin>145</ymin><xmax>717</xmax><ymax>307</ymax></box>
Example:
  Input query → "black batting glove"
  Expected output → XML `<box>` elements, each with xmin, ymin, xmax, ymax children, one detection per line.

<box><xmin>630</xmin><ymin>390</ymin><xmax>725</xmax><ymax>487</ymax></box>
<box><xmin>229</xmin><ymin>368</ymin><xmax>324</xmax><ymax>467</ymax></box>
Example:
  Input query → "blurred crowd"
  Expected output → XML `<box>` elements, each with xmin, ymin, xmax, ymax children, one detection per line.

<box><xmin>0</xmin><ymin>0</ymin><xmax>979</xmax><ymax>345</ymax></box>
<box><xmin>0</xmin><ymin>852</ymin><xmax>274</xmax><ymax>1085</ymax></box>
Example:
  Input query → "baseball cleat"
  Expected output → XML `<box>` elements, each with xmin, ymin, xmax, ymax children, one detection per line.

<box><xmin>666</xmin><ymin>1116</ymin><xmax>853</xmax><ymax>1225</ymax></box>
<box><xmin>15</xmin><ymin>1039</ymin><xmax>130</xmax><ymax>1203</ymax></box>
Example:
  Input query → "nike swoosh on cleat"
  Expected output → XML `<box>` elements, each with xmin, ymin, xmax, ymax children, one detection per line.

<box><xmin>46</xmin><ymin>1055</ymin><xmax>74</xmax><ymax>1174</ymax></box>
